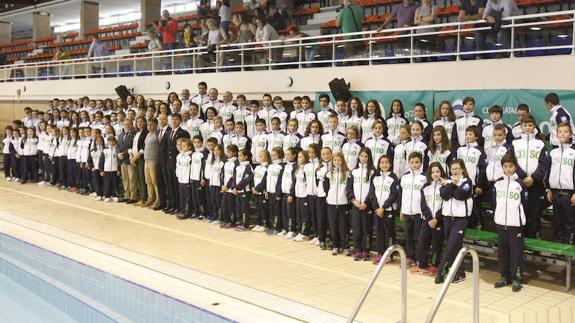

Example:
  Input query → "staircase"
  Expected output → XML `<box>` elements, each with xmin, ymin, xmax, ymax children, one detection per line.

<box><xmin>300</xmin><ymin>6</ymin><xmax>339</xmax><ymax>37</ymax></box>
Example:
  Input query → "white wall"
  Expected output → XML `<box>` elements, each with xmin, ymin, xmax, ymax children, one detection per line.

<box><xmin>0</xmin><ymin>55</ymin><xmax>574</xmax><ymax>101</ymax></box>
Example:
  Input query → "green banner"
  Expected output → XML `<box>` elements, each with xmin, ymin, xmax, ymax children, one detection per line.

<box><xmin>318</xmin><ymin>90</ymin><xmax>435</xmax><ymax>120</ymax></box>
<box><xmin>317</xmin><ymin>89</ymin><xmax>575</xmax><ymax>134</ymax></box>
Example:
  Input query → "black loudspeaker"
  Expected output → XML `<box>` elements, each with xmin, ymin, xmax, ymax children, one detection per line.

<box><xmin>115</xmin><ymin>85</ymin><xmax>131</xmax><ymax>100</ymax></box>
<box><xmin>329</xmin><ymin>78</ymin><xmax>351</xmax><ymax>102</ymax></box>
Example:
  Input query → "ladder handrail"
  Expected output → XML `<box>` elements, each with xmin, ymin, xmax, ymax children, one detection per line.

<box><xmin>347</xmin><ymin>244</ymin><xmax>407</xmax><ymax>323</ymax></box>
<box><xmin>425</xmin><ymin>246</ymin><xmax>480</xmax><ymax>323</ymax></box>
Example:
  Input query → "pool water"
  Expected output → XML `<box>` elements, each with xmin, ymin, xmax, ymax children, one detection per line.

<box><xmin>0</xmin><ymin>271</ymin><xmax>76</xmax><ymax>323</ymax></box>
<box><xmin>0</xmin><ymin>233</ymin><xmax>234</xmax><ymax>323</ymax></box>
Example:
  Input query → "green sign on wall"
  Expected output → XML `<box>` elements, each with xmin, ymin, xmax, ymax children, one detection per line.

<box><xmin>318</xmin><ymin>89</ymin><xmax>575</xmax><ymax>134</ymax></box>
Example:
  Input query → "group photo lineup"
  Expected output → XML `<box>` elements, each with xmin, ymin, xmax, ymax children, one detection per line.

<box><xmin>0</xmin><ymin>0</ymin><xmax>574</xmax><ymax>322</ymax></box>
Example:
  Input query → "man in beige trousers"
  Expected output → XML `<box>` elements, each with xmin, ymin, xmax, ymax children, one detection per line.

<box><xmin>117</xmin><ymin>119</ymin><xmax>137</xmax><ymax>203</ymax></box>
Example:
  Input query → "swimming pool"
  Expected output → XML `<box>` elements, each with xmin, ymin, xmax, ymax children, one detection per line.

<box><xmin>0</xmin><ymin>233</ymin><xmax>235</xmax><ymax>323</ymax></box>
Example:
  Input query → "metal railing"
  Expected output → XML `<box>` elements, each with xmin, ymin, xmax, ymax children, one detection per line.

<box><xmin>425</xmin><ymin>246</ymin><xmax>480</xmax><ymax>323</ymax></box>
<box><xmin>0</xmin><ymin>9</ymin><xmax>573</xmax><ymax>82</ymax></box>
<box><xmin>347</xmin><ymin>244</ymin><xmax>407</xmax><ymax>323</ymax></box>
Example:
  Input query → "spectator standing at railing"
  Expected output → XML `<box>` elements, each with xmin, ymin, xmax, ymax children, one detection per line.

<box><xmin>87</xmin><ymin>36</ymin><xmax>109</xmax><ymax>59</ymax></box>
<box><xmin>53</xmin><ymin>48</ymin><xmax>71</xmax><ymax>61</ymax></box>
<box><xmin>414</xmin><ymin>0</ymin><xmax>437</xmax><ymax>57</ymax></box>
<box><xmin>155</xmin><ymin>10</ymin><xmax>179</xmax><ymax>50</ymax></box>
<box><xmin>380</xmin><ymin>0</ymin><xmax>417</xmax><ymax>60</ymax></box>
<box><xmin>458</xmin><ymin>0</ymin><xmax>487</xmax><ymax>59</ymax></box>
<box><xmin>218</xmin><ymin>0</ymin><xmax>233</xmax><ymax>38</ymax></box>
<box><xmin>255</xmin><ymin>15</ymin><xmax>280</xmax><ymax>43</ymax></box>
<box><xmin>268</xmin><ymin>6</ymin><xmax>287</xmax><ymax>32</ymax></box>
<box><xmin>336</xmin><ymin>0</ymin><xmax>364</xmax><ymax>58</ymax></box>
<box><xmin>183</xmin><ymin>24</ymin><xmax>197</xmax><ymax>48</ymax></box>
<box><xmin>198</xmin><ymin>0</ymin><xmax>210</xmax><ymax>24</ymax></box>
<box><xmin>382</xmin><ymin>0</ymin><xmax>418</xmax><ymax>31</ymax></box>
<box><xmin>255</xmin><ymin>15</ymin><xmax>282</xmax><ymax>63</ymax></box>
<box><xmin>276</xmin><ymin>0</ymin><xmax>294</xmax><ymax>25</ymax></box>
<box><xmin>147</xmin><ymin>31</ymin><xmax>164</xmax><ymax>52</ymax></box>
<box><xmin>483</xmin><ymin>0</ymin><xmax>520</xmax><ymax>54</ymax></box>
<box><xmin>231</xmin><ymin>13</ymin><xmax>256</xmax><ymax>44</ymax></box>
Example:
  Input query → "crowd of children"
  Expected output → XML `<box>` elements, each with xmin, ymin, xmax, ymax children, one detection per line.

<box><xmin>2</xmin><ymin>87</ymin><xmax>574</xmax><ymax>293</ymax></box>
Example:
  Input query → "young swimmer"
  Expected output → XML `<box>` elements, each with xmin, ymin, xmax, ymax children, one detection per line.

<box><xmin>492</xmin><ymin>154</ymin><xmax>527</xmax><ymax>292</ymax></box>
<box><xmin>369</xmin><ymin>155</ymin><xmax>399</xmax><ymax>265</ymax></box>
<box><xmin>347</xmin><ymin>148</ymin><xmax>375</xmax><ymax>261</ymax></box>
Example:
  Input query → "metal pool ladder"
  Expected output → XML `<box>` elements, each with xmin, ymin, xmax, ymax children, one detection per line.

<box><xmin>347</xmin><ymin>244</ymin><xmax>407</xmax><ymax>323</ymax></box>
<box><xmin>425</xmin><ymin>246</ymin><xmax>480</xmax><ymax>323</ymax></box>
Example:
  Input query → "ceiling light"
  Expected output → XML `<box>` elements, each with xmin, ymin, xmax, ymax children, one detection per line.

<box><xmin>530</xmin><ymin>27</ymin><xmax>541</xmax><ymax>31</ymax></box>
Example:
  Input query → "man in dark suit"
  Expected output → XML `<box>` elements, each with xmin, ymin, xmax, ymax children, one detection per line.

<box><xmin>165</xmin><ymin>113</ymin><xmax>190</xmax><ymax>214</ymax></box>
<box><xmin>157</xmin><ymin>113</ymin><xmax>171</xmax><ymax>211</ymax></box>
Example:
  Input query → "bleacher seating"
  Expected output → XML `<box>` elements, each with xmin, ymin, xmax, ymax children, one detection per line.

<box><xmin>0</xmin><ymin>1</ymin><xmax>571</xmax><ymax>66</ymax></box>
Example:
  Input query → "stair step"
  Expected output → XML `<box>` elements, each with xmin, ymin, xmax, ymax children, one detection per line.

<box><xmin>303</xmin><ymin>29</ymin><xmax>322</xmax><ymax>37</ymax></box>
<box><xmin>300</xmin><ymin>24</ymin><xmax>323</xmax><ymax>31</ymax></box>
<box><xmin>115</xmin><ymin>49</ymin><xmax>131</xmax><ymax>55</ymax></box>
<box><xmin>321</xmin><ymin>5</ymin><xmax>341</xmax><ymax>13</ymax></box>
<box><xmin>313</xmin><ymin>11</ymin><xmax>338</xmax><ymax>19</ymax></box>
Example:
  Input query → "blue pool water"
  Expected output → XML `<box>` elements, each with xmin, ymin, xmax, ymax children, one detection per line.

<box><xmin>0</xmin><ymin>271</ymin><xmax>76</xmax><ymax>323</ymax></box>
<box><xmin>0</xmin><ymin>233</ymin><xmax>235</xmax><ymax>323</ymax></box>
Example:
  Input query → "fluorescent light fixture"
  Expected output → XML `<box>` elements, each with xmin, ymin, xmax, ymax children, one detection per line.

<box><xmin>465</xmin><ymin>36</ymin><xmax>474</xmax><ymax>40</ymax></box>
<box><xmin>494</xmin><ymin>43</ymin><xmax>502</xmax><ymax>47</ymax></box>
<box><xmin>530</xmin><ymin>27</ymin><xmax>541</xmax><ymax>31</ymax></box>
<box><xmin>305</xmin><ymin>45</ymin><xmax>312</xmax><ymax>48</ymax></box>
<box><xmin>419</xmin><ymin>39</ymin><xmax>429</xmax><ymax>43</ymax></box>
<box><xmin>557</xmin><ymin>34</ymin><xmax>568</xmax><ymax>38</ymax></box>
<box><xmin>337</xmin><ymin>45</ymin><xmax>345</xmax><ymax>48</ymax></box>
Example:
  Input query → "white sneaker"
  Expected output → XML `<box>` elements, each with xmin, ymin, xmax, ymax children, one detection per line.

<box><xmin>112</xmin><ymin>197</ymin><xmax>119</xmax><ymax>202</ymax></box>
<box><xmin>5</xmin><ymin>177</ymin><xmax>11</xmax><ymax>181</ymax></box>
<box><xmin>277</xmin><ymin>230</ymin><xmax>287</xmax><ymax>237</ymax></box>
<box><xmin>211</xmin><ymin>220</ymin><xmax>220</xmax><ymax>225</ymax></box>
<box><xmin>292</xmin><ymin>233</ymin><xmax>302</xmax><ymax>241</ymax></box>
<box><xmin>13</xmin><ymin>178</ymin><xmax>20</xmax><ymax>182</ymax></box>
<box><xmin>251</xmin><ymin>225</ymin><xmax>261</xmax><ymax>232</ymax></box>
<box><xmin>89</xmin><ymin>192</ymin><xmax>97</xmax><ymax>197</ymax></box>
<box><xmin>315</xmin><ymin>239</ymin><xmax>321</xmax><ymax>246</ymax></box>
<box><xmin>285</xmin><ymin>231</ymin><xmax>295</xmax><ymax>239</ymax></box>
<box><xmin>104</xmin><ymin>198</ymin><xmax>111</xmax><ymax>202</ymax></box>
<box><xmin>295</xmin><ymin>235</ymin><xmax>309</xmax><ymax>242</ymax></box>
<box><xmin>309</xmin><ymin>237</ymin><xmax>319</xmax><ymax>245</ymax></box>
<box><xmin>257</xmin><ymin>226</ymin><xmax>267</xmax><ymax>232</ymax></box>
<box><xmin>37</xmin><ymin>181</ymin><xmax>45</xmax><ymax>185</ymax></box>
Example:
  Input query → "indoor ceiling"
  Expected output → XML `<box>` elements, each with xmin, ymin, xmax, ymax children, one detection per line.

<box><xmin>0</xmin><ymin>0</ymin><xmax>55</xmax><ymax>14</ymax></box>
<box><xmin>0</xmin><ymin>0</ymin><xmax>193</xmax><ymax>38</ymax></box>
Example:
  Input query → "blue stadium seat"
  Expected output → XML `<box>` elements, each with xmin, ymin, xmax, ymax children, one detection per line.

<box><xmin>514</xmin><ymin>41</ymin><xmax>524</xmax><ymax>57</ymax></box>
<box><xmin>549</xmin><ymin>36</ymin><xmax>573</xmax><ymax>55</ymax></box>
<box><xmin>525</xmin><ymin>39</ymin><xmax>547</xmax><ymax>56</ymax></box>
<box><xmin>438</xmin><ymin>44</ymin><xmax>456</xmax><ymax>61</ymax></box>
<box><xmin>460</xmin><ymin>43</ymin><xmax>476</xmax><ymax>60</ymax></box>
<box><xmin>485</xmin><ymin>43</ymin><xmax>498</xmax><ymax>59</ymax></box>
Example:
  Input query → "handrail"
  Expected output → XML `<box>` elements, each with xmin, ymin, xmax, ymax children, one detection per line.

<box><xmin>347</xmin><ymin>244</ymin><xmax>407</xmax><ymax>323</ymax></box>
<box><xmin>0</xmin><ymin>9</ymin><xmax>573</xmax><ymax>81</ymax></box>
<box><xmin>425</xmin><ymin>246</ymin><xmax>480</xmax><ymax>323</ymax></box>
<box><xmin>3</xmin><ymin>8</ymin><xmax>574</xmax><ymax>69</ymax></box>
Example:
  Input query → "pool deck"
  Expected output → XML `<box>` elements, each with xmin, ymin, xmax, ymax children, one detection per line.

<box><xmin>0</xmin><ymin>180</ymin><xmax>574</xmax><ymax>323</ymax></box>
